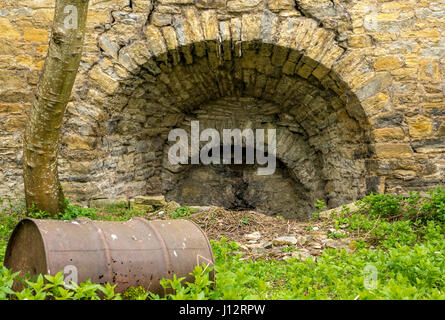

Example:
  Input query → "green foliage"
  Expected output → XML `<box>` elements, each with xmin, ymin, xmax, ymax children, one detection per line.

<box><xmin>0</xmin><ymin>270</ymin><xmax>121</xmax><ymax>300</ymax></box>
<box><xmin>168</xmin><ymin>206</ymin><xmax>194</xmax><ymax>219</ymax></box>
<box><xmin>356</xmin><ymin>186</ymin><xmax>445</xmax><ymax>223</ymax></box>
<box><xmin>0</xmin><ymin>225</ymin><xmax>443</xmax><ymax>300</ymax></box>
<box><xmin>312</xmin><ymin>200</ymin><xmax>327</xmax><ymax>220</ymax></box>
<box><xmin>240</xmin><ymin>217</ymin><xmax>250</xmax><ymax>226</ymax></box>
<box><xmin>122</xmin><ymin>286</ymin><xmax>149</xmax><ymax>300</ymax></box>
<box><xmin>0</xmin><ymin>187</ymin><xmax>444</xmax><ymax>300</ymax></box>
<box><xmin>27</xmin><ymin>200</ymin><xmax>97</xmax><ymax>221</ymax></box>
<box><xmin>157</xmin><ymin>265</ymin><xmax>214</xmax><ymax>300</ymax></box>
<box><xmin>147</xmin><ymin>230</ymin><xmax>444</xmax><ymax>300</ymax></box>
<box><xmin>0</xmin><ymin>267</ymin><xmax>18</xmax><ymax>300</ymax></box>
<box><xmin>358</xmin><ymin>193</ymin><xmax>403</xmax><ymax>219</ymax></box>
<box><xmin>327</xmin><ymin>231</ymin><xmax>349</xmax><ymax>239</ymax></box>
<box><xmin>99</xmin><ymin>203</ymin><xmax>145</xmax><ymax>221</ymax></box>
<box><xmin>27</xmin><ymin>210</ymin><xmax>50</xmax><ymax>220</ymax></box>
<box><xmin>57</xmin><ymin>201</ymin><xmax>97</xmax><ymax>220</ymax></box>
<box><xmin>420</xmin><ymin>186</ymin><xmax>445</xmax><ymax>223</ymax></box>
<box><xmin>0</xmin><ymin>200</ymin><xmax>26</xmax><ymax>263</ymax></box>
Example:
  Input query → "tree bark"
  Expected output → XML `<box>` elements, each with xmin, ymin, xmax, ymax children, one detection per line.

<box><xmin>23</xmin><ymin>0</ymin><xmax>90</xmax><ymax>216</ymax></box>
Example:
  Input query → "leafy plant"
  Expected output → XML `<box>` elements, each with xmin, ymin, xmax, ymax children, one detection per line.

<box><xmin>240</xmin><ymin>217</ymin><xmax>250</xmax><ymax>226</ymax></box>
<box><xmin>357</xmin><ymin>193</ymin><xmax>403</xmax><ymax>219</ymax></box>
<box><xmin>57</xmin><ymin>201</ymin><xmax>97</xmax><ymax>220</ymax></box>
<box><xmin>122</xmin><ymin>286</ymin><xmax>149</xmax><ymax>300</ymax></box>
<box><xmin>312</xmin><ymin>200</ymin><xmax>327</xmax><ymax>220</ymax></box>
<box><xmin>0</xmin><ymin>187</ymin><xmax>443</xmax><ymax>300</ymax></box>
<box><xmin>420</xmin><ymin>186</ymin><xmax>445</xmax><ymax>223</ymax></box>
<box><xmin>169</xmin><ymin>206</ymin><xmax>194</xmax><ymax>219</ymax></box>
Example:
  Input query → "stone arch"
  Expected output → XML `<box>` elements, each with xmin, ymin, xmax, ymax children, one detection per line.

<box><xmin>80</xmin><ymin>9</ymin><xmax>381</xmax><ymax>218</ymax></box>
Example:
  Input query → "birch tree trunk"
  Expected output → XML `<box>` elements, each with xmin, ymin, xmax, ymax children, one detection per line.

<box><xmin>23</xmin><ymin>0</ymin><xmax>90</xmax><ymax>215</ymax></box>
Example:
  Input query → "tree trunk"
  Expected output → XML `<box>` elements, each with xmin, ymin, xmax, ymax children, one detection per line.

<box><xmin>23</xmin><ymin>0</ymin><xmax>90</xmax><ymax>216</ymax></box>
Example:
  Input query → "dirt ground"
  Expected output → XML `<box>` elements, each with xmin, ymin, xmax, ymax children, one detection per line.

<box><xmin>155</xmin><ymin>206</ymin><xmax>357</xmax><ymax>261</ymax></box>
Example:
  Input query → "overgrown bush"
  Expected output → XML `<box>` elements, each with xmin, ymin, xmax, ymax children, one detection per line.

<box><xmin>122</xmin><ymin>232</ymin><xmax>444</xmax><ymax>300</ymax></box>
<box><xmin>420</xmin><ymin>186</ymin><xmax>445</xmax><ymax>223</ymax></box>
<box><xmin>0</xmin><ymin>268</ymin><xmax>121</xmax><ymax>300</ymax></box>
<box><xmin>356</xmin><ymin>186</ymin><xmax>445</xmax><ymax>223</ymax></box>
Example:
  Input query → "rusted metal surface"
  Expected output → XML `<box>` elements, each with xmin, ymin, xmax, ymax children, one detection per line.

<box><xmin>4</xmin><ymin>218</ymin><xmax>215</xmax><ymax>294</ymax></box>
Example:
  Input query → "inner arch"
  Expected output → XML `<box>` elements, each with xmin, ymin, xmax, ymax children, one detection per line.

<box><xmin>92</xmin><ymin>40</ymin><xmax>372</xmax><ymax>219</ymax></box>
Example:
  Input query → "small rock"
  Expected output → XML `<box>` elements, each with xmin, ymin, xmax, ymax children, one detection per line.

<box><xmin>312</xmin><ymin>226</ymin><xmax>319</xmax><ymax>231</ymax></box>
<box><xmin>131</xmin><ymin>204</ymin><xmax>155</xmax><ymax>212</ymax></box>
<box><xmin>291</xmin><ymin>249</ymin><xmax>314</xmax><ymax>261</ymax></box>
<box><xmin>324</xmin><ymin>239</ymin><xmax>337</xmax><ymax>249</ymax></box>
<box><xmin>262</xmin><ymin>241</ymin><xmax>273</xmax><ymax>249</ymax></box>
<box><xmin>319</xmin><ymin>202</ymin><xmax>358</xmax><ymax>219</ymax></box>
<box><xmin>308</xmin><ymin>241</ymin><xmax>322</xmax><ymax>249</ymax></box>
<box><xmin>316</xmin><ymin>234</ymin><xmax>328</xmax><ymax>240</ymax></box>
<box><xmin>131</xmin><ymin>195</ymin><xmax>167</xmax><ymax>207</ymax></box>
<box><xmin>246</xmin><ymin>244</ymin><xmax>267</xmax><ymax>254</ymax></box>
<box><xmin>246</xmin><ymin>243</ymin><xmax>263</xmax><ymax>249</ymax></box>
<box><xmin>245</xmin><ymin>231</ymin><xmax>261</xmax><ymax>240</ymax></box>
<box><xmin>272</xmin><ymin>236</ymin><xmax>298</xmax><ymax>246</ymax></box>
<box><xmin>327</xmin><ymin>228</ymin><xmax>348</xmax><ymax>236</ymax></box>
<box><xmin>297</xmin><ymin>235</ymin><xmax>308</xmax><ymax>246</ymax></box>
<box><xmin>309</xmin><ymin>250</ymin><xmax>322</xmax><ymax>256</ymax></box>
<box><xmin>324</xmin><ymin>238</ymin><xmax>351</xmax><ymax>250</ymax></box>
<box><xmin>164</xmin><ymin>201</ymin><xmax>180</xmax><ymax>211</ymax></box>
<box><xmin>189</xmin><ymin>206</ymin><xmax>214</xmax><ymax>212</ymax></box>
<box><xmin>338</xmin><ymin>238</ymin><xmax>352</xmax><ymax>247</ymax></box>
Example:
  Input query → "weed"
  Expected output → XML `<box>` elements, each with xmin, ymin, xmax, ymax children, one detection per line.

<box><xmin>312</xmin><ymin>200</ymin><xmax>327</xmax><ymax>220</ymax></box>
<box><xmin>240</xmin><ymin>217</ymin><xmax>250</xmax><ymax>226</ymax></box>
<box><xmin>169</xmin><ymin>206</ymin><xmax>194</xmax><ymax>219</ymax></box>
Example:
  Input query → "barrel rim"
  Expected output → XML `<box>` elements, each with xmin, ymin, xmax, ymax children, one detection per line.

<box><xmin>182</xmin><ymin>219</ymin><xmax>216</xmax><ymax>266</ymax></box>
<box><xmin>4</xmin><ymin>218</ymin><xmax>50</xmax><ymax>275</ymax></box>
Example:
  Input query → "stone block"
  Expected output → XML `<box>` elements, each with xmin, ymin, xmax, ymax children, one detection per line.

<box><xmin>227</xmin><ymin>0</ymin><xmax>263</xmax><ymax>12</ymax></box>
<box><xmin>374</xmin><ymin>56</ymin><xmax>404</xmax><ymax>71</ymax></box>
<box><xmin>268</xmin><ymin>0</ymin><xmax>295</xmax><ymax>11</ymax></box>
<box><xmin>131</xmin><ymin>195</ymin><xmax>167</xmax><ymax>207</ymax></box>
<box><xmin>89</xmin><ymin>66</ymin><xmax>119</xmax><ymax>94</ymax></box>
<box><xmin>374</xmin><ymin>144</ymin><xmax>413</xmax><ymax>159</ymax></box>
<box><xmin>372</xmin><ymin>127</ymin><xmax>405</xmax><ymax>141</ymax></box>
<box><xmin>406</xmin><ymin>115</ymin><xmax>433</xmax><ymax>139</ymax></box>
<box><xmin>0</xmin><ymin>18</ymin><xmax>21</xmax><ymax>40</ymax></box>
<box><xmin>89</xmin><ymin>198</ymin><xmax>129</xmax><ymax>209</ymax></box>
<box><xmin>195</xmin><ymin>0</ymin><xmax>226</xmax><ymax>9</ymax></box>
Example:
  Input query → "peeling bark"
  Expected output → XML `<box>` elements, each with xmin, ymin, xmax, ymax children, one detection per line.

<box><xmin>23</xmin><ymin>0</ymin><xmax>90</xmax><ymax>215</ymax></box>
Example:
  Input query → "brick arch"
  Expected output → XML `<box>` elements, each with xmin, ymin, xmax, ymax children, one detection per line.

<box><xmin>82</xmin><ymin>10</ymin><xmax>381</xmax><ymax>217</ymax></box>
<box><xmin>106</xmin><ymin>10</ymin><xmax>376</xmax><ymax>122</ymax></box>
<box><xmin>114</xmin><ymin>11</ymin><xmax>380</xmax><ymax>114</ymax></box>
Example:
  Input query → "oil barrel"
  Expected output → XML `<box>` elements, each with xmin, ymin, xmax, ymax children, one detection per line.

<box><xmin>4</xmin><ymin>217</ymin><xmax>214</xmax><ymax>294</ymax></box>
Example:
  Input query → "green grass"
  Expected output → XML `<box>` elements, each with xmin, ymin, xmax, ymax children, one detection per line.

<box><xmin>0</xmin><ymin>187</ymin><xmax>444</xmax><ymax>300</ymax></box>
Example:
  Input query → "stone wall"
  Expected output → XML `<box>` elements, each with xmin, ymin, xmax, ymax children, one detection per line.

<box><xmin>0</xmin><ymin>0</ymin><xmax>443</xmax><ymax>218</ymax></box>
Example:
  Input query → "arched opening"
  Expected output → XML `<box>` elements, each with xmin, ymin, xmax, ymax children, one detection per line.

<box><xmin>88</xmin><ymin>35</ymin><xmax>372</xmax><ymax>219</ymax></box>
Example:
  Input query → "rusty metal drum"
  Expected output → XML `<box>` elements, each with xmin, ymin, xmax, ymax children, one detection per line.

<box><xmin>4</xmin><ymin>217</ymin><xmax>215</xmax><ymax>294</ymax></box>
